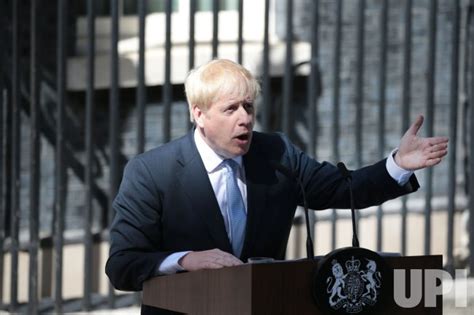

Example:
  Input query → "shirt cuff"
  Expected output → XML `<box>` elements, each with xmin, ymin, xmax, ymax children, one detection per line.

<box><xmin>386</xmin><ymin>149</ymin><xmax>414</xmax><ymax>186</ymax></box>
<box><xmin>157</xmin><ymin>251</ymin><xmax>190</xmax><ymax>275</ymax></box>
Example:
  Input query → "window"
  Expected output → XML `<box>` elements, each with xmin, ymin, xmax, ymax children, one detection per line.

<box><xmin>123</xmin><ymin>0</ymin><xmax>180</xmax><ymax>15</ymax></box>
<box><xmin>197</xmin><ymin>0</ymin><xmax>238</xmax><ymax>11</ymax></box>
<box><xmin>77</xmin><ymin>0</ymin><xmax>239</xmax><ymax>16</ymax></box>
<box><xmin>76</xmin><ymin>0</ymin><xmax>180</xmax><ymax>16</ymax></box>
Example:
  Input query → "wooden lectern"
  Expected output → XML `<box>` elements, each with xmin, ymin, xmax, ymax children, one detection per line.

<box><xmin>143</xmin><ymin>255</ymin><xmax>442</xmax><ymax>314</ymax></box>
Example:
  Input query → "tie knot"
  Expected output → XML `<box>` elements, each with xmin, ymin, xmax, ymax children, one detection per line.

<box><xmin>224</xmin><ymin>159</ymin><xmax>239</xmax><ymax>173</ymax></box>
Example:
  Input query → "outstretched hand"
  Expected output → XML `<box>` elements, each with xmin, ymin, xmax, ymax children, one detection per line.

<box><xmin>395</xmin><ymin>115</ymin><xmax>448</xmax><ymax>171</ymax></box>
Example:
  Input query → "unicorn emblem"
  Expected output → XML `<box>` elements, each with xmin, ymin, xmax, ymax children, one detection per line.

<box><xmin>361</xmin><ymin>259</ymin><xmax>382</xmax><ymax>301</ymax></box>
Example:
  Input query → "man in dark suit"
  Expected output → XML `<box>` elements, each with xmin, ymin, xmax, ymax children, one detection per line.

<box><xmin>105</xmin><ymin>59</ymin><xmax>448</xmax><ymax>313</ymax></box>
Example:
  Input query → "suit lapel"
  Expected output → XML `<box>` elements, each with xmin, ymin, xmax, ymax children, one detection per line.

<box><xmin>176</xmin><ymin>132</ymin><xmax>232</xmax><ymax>253</ymax></box>
<box><xmin>175</xmin><ymin>131</ymin><xmax>273</xmax><ymax>258</ymax></box>
<box><xmin>241</xmin><ymin>143</ymin><xmax>270</xmax><ymax>259</ymax></box>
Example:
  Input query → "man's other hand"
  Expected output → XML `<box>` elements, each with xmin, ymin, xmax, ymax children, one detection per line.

<box><xmin>178</xmin><ymin>248</ymin><xmax>243</xmax><ymax>271</ymax></box>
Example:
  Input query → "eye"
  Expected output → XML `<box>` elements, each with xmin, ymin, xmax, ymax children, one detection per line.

<box><xmin>225</xmin><ymin>104</ymin><xmax>238</xmax><ymax>113</ymax></box>
<box><xmin>244</xmin><ymin>102</ymin><xmax>254</xmax><ymax>113</ymax></box>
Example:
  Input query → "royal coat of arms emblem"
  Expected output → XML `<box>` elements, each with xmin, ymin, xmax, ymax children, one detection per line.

<box><xmin>313</xmin><ymin>247</ymin><xmax>391</xmax><ymax>314</ymax></box>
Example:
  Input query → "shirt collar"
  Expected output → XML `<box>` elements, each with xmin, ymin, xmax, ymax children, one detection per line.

<box><xmin>194</xmin><ymin>129</ymin><xmax>243</xmax><ymax>173</ymax></box>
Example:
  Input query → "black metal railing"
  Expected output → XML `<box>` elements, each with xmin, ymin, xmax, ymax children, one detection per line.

<box><xmin>0</xmin><ymin>0</ymin><xmax>472</xmax><ymax>313</ymax></box>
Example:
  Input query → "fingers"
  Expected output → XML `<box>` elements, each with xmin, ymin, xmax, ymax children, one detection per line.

<box><xmin>428</xmin><ymin>137</ymin><xmax>449</xmax><ymax>146</ymax></box>
<box><xmin>427</xmin><ymin>142</ymin><xmax>448</xmax><ymax>152</ymax></box>
<box><xmin>425</xmin><ymin>140</ymin><xmax>448</xmax><ymax>154</ymax></box>
<box><xmin>407</xmin><ymin>114</ymin><xmax>424</xmax><ymax>136</ymax></box>
<box><xmin>426</xmin><ymin>148</ymin><xmax>448</xmax><ymax>160</ymax></box>
<box><xmin>423</xmin><ymin>140</ymin><xmax>448</xmax><ymax>159</ymax></box>
<box><xmin>210</xmin><ymin>250</ymin><xmax>243</xmax><ymax>266</ymax></box>
<box><xmin>425</xmin><ymin>158</ymin><xmax>443</xmax><ymax>167</ymax></box>
<box><xmin>421</xmin><ymin>140</ymin><xmax>448</xmax><ymax>168</ymax></box>
<box><xmin>179</xmin><ymin>248</ymin><xmax>243</xmax><ymax>272</ymax></box>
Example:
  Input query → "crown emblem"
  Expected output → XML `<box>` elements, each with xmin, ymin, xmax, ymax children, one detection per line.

<box><xmin>345</xmin><ymin>256</ymin><xmax>361</xmax><ymax>272</ymax></box>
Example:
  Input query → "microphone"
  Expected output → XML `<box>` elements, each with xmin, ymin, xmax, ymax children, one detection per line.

<box><xmin>313</xmin><ymin>163</ymin><xmax>391</xmax><ymax>314</ymax></box>
<box><xmin>336</xmin><ymin>162</ymin><xmax>360</xmax><ymax>248</ymax></box>
<box><xmin>270</xmin><ymin>161</ymin><xmax>315</xmax><ymax>260</ymax></box>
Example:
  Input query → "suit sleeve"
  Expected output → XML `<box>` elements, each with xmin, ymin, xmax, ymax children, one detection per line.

<box><xmin>280</xmin><ymin>135</ymin><xmax>419</xmax><ymax>210</ymax></box>
<box><xmin>105</xmin><ymin>156</ymin><xmax>171</xmax><ymax>291</ymax></box>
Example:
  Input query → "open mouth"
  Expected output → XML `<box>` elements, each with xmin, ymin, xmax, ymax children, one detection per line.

<box><xmin>236</xmin><ymin>134</ymin><xmax>250</xmax><ymax>141</ymax></box>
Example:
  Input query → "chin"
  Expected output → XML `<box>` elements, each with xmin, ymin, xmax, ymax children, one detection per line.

<box><xmin>224</xmin><ymin>147</ymin><xmax>249</xmax><ymax>158</ymax></box>
<box><xmin>236</xmin><ymin>146</ymin><xmax>251</xmax><ymax>156</ymax></box>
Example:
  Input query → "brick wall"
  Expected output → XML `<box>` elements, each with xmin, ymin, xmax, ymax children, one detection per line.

<box><xmin>16</xmin><ymin>0</ymin><xmax>467</xmax><ymax>233</ymax></box>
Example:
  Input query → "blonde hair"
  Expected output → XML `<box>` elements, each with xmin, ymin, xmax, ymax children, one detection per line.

<box><xmin>185</xmin><ymin>59</ymin><xmax>261</xmax><ymax>122</ymax></box>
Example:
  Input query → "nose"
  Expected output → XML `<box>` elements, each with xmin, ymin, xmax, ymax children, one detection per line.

<box><xmin>237</xmin><ymin>106</ymin><xmax>253</xmax><ymax>126</ymax></box>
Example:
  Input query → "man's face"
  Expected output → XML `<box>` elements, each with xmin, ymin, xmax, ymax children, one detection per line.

<box><xmin>193</xmin><ymin>94</ymin><xmax>255</xmax><ymax>158</ymax></box>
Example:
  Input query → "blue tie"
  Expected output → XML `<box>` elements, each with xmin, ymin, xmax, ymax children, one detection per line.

<box><xmin>223</xmin><ymin>159</ymin><xmax>247</xmax><ymax>257</ymax></box>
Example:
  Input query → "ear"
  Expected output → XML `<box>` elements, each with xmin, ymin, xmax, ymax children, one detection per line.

<box><xmin>192</xmin><ymin>104</ymin><xmax>205</xmax><ymax>128</ymax></box>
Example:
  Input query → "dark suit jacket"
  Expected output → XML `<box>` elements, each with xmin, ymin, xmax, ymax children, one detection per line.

<box><xmin>105</xmin><ymin>130</ymin><xmax>419</xmax><ymax>306</ymax></box>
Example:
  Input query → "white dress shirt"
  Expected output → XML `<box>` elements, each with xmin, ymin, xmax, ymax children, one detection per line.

<box><xmin>157</xmin><ymin>131</ymin><xmax>413</xmax><ymax>274</ymax></box>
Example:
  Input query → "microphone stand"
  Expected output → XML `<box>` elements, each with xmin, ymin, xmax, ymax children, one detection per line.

<box><xmin>297</xmin><ymin>176</ymin><xmax>315</xmax><ymax>260</ymax></box>
<box><xmin>337</xmin><ymin>162</ymin><xmax>360</xmax><ymax>248</ymax></box>
<box><xmin>271</xmin><ymin>162</ymin><xmax>315</xmax><ymax>260</ymax></box>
